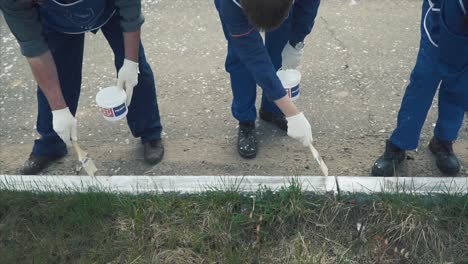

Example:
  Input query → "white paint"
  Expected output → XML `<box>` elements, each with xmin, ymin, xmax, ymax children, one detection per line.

<box><xmin>1</xmin><ymin>175</ymin><xmax>467</xmax><ymax>194</ymax></box>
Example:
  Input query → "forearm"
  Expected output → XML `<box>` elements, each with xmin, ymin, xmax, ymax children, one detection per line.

<box><xmin>123</xmin><ymin>28</ymin><xmax>141</xmax><ymax>62</ymax></box>
<box><xmin>27</xmin><ymin>51</ymin><xmax>66</xmax><ymax>110</ymax></box>
<box><xmin>274</xmin><ymin>95</ymin><xmax>301</xmax><ymax>117</ymax></box>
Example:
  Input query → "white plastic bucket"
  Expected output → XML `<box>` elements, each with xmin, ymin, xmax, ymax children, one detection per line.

<box><xmin>277</xmin><ymin>69</ymin><xmax>301</xmax><ymax>101</ymax></box>
<box><xmin>95</xmin><ymin>86</ymin><xmax>128</xmax><ymax>121</ymax></box>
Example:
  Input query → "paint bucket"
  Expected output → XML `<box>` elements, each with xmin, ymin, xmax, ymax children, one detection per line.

<box><xmin>277</xmin><ymin>69</ymin><xmax>301</xmax><ymax>101</ymax></box>
<box><xmin>95</xmin><ymin>86</ymin><xmax>128</xmax><ymax>121</ymax></box>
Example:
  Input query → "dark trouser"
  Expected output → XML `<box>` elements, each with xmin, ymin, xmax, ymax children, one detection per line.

<box><xmin>32</xmin><ymin>14</ymin><xmax>162</xmax><ymax>157</ymax></box>
<box><xmin>390</xmin><ymin>0</ymin><xmax>468</xmax><ymax>150</ymax></box>
<box><xmin>216</xmin><ymin>7</ymin><xmax>293</xmax><ymax>122</ymax></box>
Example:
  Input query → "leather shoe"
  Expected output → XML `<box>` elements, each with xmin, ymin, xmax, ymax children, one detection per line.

<box><xmin>429</xmin><ymin>137</ymin><xmax>460</xmax><ymax>175</ymax></box>
<box><xmin>238</xmin><ymin>122</ymin><xmax>257</xmax><ymax>159</ymax></box>
<box><xmin>143</xmin><ymin>139</ymin><xmax>164</xmax><ymax>165</ymax></box>
<box><xmin>371</xmin><ymin>140</ymin><xmax>406</xmax><ymax>177</ymax></box>
<box><xmin>259</xmin><ymin>110</ymin><xmax>288</xmax><ymax>131</ymax></box>
<box><xmin>19</xmin><ymin>153</ymin><xmax>62</xmax><ymax>175</ymax></box>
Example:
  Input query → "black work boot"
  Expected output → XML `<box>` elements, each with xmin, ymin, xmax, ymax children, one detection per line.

<box><xmin>238</xmin><ymin>122</ymin><xmax>257</xmax><ymax>159</ymax></box>
<box><xmin>371</xmin><ymin>140</ymin><xmax>406</xmax><ymax>177</ymax></box>
<box><xmin>143</xmin><ymin>139</ymin><xmax>164</xmax><ymax>165</ymax></box>
<box><xmin>19</xmin><ymin>153</ymin><xmax>62</xmax><ymax>175</ymax></box>
<box><xmin>429</xmin><ymin>137</ymin><xmax>460</xmax><ymax>175</ymax></box>
<box><xmin>259</xmin><ymin>109</ymin><xmax>288</xmax><ymax>131</ymax></box>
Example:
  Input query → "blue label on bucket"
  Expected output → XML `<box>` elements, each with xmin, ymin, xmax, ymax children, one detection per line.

<box><xmin>291</xmin><ymin>85</ymin><xmax>300</xmax><ymax>97</ymax></box>
<box><xmin>113</xmin><ymin>103</ymin><xmax>127</xmax><ymax>117</ymax></box>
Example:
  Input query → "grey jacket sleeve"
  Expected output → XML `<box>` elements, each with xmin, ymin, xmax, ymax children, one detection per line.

<box><xmin>0</xmin><ymin>0</ymin><xmax>48</xmax><ymax>57</ymax></box>
<box><xmin>114</xmin><ymin>0</ymin><xmax>145</xmax><ymax>32</ymax></box>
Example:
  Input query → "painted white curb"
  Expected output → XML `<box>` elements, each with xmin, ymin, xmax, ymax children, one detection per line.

<box><xmin>1</xmin><ymin>175</ymin><xmax>467</xmax><ymax>194</ymax></box>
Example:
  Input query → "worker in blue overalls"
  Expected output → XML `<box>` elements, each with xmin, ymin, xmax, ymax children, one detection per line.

<box><xmin>372</xmin><ymin>0</ymin><xmax>468</xmax><ymax>176</ymax></box>
<box><xmin>215</xmin><ymin>0</ymin><xmax>320</xmax><ymax>158</ymax></box>
<box><xmin>0</xmin><ymin>0</ymin><xmax>164</xmax><ymax>174</ymax></box>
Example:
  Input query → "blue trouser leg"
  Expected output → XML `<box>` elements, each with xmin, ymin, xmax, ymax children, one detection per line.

<box><xmin>389</xmin><ymin>49</ymin><xmax>441</xmax><ymax>150</ymax></box>
<box><xmin>390</xmin><ymin>0</ymin><xmax>443</xmax><ymax>150</ymax></box>
<box><xmin>217</xmin><ymin>16</ymin><xmax>257</xmax><ymax>123</ymax></box>
<box><xmin>227</xmin><ymin>51</ymin><xmax>258</xmax><ymax>123</ymax></box>
<box><xmin>32</xmin><ymin>31</ymin><xmax>85</xmax><ymax>157</ymax></box>
<box><xmin>434</xmin><ymin>0</ymin><xmax>468</xmax><ymax>141</ymax></box>
<box><xmin>434</xmin><ymin>83</ymin><xmax>466</xmax><ymax>141</ymax></box>
<box><xmin>391</xmin><ymin>0</ymin><xmax>468</xmax><ymax>149</ymax></box>
<box><xmin>100</xmin><ymin>15</ymin><xmax>163</xmax><ymax>143</ymax></box>
<box><xmin>263</xmin><ymin>14</ymin><xmax>293</xmax><ymax>115</ymax></box>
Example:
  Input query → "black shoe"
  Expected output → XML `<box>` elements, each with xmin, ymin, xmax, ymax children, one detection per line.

<box><xmin>143</xmin><ymin>139</ymin><xmax>164</xmax><ymax>165</ymax></box>
<box><xmin>238</xmin><ymin>122</ymin><xmax>257</xmax><ymax>159</ymax></box>
<box><xmin>19</xmin><ymin>153</ymin><xmax>62</xmax><ymax>175</ymax></box>
<box><xmin>429</xmin><ymin>137</ymin><xmax>460</xmax><ymax>175</ymax></box>
<box><xmin>371</xmin><ymin>140</ymin><xmax>406</xmax><ymax>177</ymax></box>
<box><xmin>259</xmin><ymin>110</ymin><xmax>288</xmax><ymax>131</ymax></box>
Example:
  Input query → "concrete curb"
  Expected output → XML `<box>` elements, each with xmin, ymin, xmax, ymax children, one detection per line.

<box><xmin>1</xmin><ymin>175</ymin><xmax>467</xmax><ymax>194</ymax></box>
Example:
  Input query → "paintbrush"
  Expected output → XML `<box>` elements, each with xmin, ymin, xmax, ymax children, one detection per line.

<box><xmin>308</xmin><ymin>143</ymin><xmax>329</xmax><ymax>176</ymax></box>
<box><xmin>72</xmin><ymin>141</ymin><xmax>98</xmax><ymax>176</ymax></box>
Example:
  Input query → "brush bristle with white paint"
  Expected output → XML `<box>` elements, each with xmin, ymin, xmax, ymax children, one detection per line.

<box><xmin>72</xmin><ymin>142</ymin><xmax>98</xmax><ymax>176</ymax></box>
<box><xmin>308</xmin><ymin>143</ymin><xmax>329</xmax><ymax>176</ymax></box>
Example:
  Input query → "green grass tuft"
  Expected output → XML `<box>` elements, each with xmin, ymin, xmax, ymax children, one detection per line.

<box><xmin>0</xmin><ymin>184</ymin><xmax>467</xmax><ymax>263</ymax></box>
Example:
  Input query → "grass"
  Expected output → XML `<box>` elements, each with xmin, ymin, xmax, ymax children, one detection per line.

<box><xmin>0</xmin><ymin>181</ymin><xmax>467</xmax><ymax>264</ymax></box>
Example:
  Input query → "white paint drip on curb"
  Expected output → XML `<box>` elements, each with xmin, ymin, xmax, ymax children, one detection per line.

<box><xmin>1</xmin><ymin>175</ymin><xmax>467</xmax><ymax>194</ymax></box>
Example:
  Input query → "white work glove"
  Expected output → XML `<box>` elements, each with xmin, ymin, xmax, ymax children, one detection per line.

<box><xmin>52</xmin><ymin>107</ymin><xmax>77</xmax><ymax>147</ymax></box>
<box><xmin>287</xmin><ymin>112</ymin><xmax>313</xmax><ymax>147</ymax></box>
<box><xmin>117</xmin><ymin>59</ymin><xmax>139</xmax><ymax>106</ymax></box>
<box><xmin>281</xmin><ymin>42</ymin><xmax>303</xmax><ymax>69</ymax></box>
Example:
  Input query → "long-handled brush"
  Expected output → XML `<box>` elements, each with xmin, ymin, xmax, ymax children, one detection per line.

<box><xmin>72</xmin><ymin>141</ymin><xmax>98</xmax><ymax>176</ymax></box>
<box><xmin>308</xmin><ymin>143</ymin><xmax>329</xmax><ymax>176</ymax></box>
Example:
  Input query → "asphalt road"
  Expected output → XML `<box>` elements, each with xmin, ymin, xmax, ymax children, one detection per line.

<box><xmin>1</xmin><ymin>0</ymin><xmax>467</xmax><ymax>176</ymax></box>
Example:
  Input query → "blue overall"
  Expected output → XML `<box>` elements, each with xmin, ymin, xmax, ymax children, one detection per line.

<box><xmin>32</xmin><ymin>0</ymin><xmax>162</xmax><ymax>157</ymax></box>
<box><xmin>390</xmin><ymin>0</ymin><xmax>468</xmax><ymax>150</ymax></box>
<box><xmin>215</xmin><ymin>0</ymin><xmax>320</xmax><ymax>123</ymax></box>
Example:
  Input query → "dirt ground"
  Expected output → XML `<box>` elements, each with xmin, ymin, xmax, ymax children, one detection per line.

<box><xmin>1</xmin><ymin>0</ymin><xmax>467</xmax><ymax>176</ymax></box>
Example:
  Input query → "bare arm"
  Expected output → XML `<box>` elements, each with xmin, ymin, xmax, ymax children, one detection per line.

<box><xmin>27</xmin><ymin>51</ymin><xmax>67</xmax><ymax>110</ymax></box>
<box><xmin>275</xmin><ymin>95</ymin><xmax>301</xmax><ymax>117</ymax></box>
<box><xmin>0</xmin><ymin>1</ymin><xmax>66</xmax><ymax>110</ymax></box>
<box><xmin>123</xmin><ymin>29</ymin><xmax>141</xmax><ymax>62</ymax></box>
<box><xmin>114</xmin><ymin>0</ymin><xmax>144</xmax><ymax>62</ymax></box>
